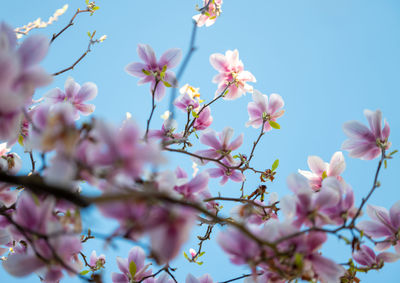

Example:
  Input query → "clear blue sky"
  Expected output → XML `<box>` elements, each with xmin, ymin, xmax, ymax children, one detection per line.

<box><xmin>1</xmin><ymin>0</ymin><xmax>400</xmax><ymax>282</ymax></box>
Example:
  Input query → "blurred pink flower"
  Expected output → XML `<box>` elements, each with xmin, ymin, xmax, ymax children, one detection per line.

<box><xmin>44</xmin><ymin>77</ymin><xmax>97</xmax><ymax>119</ymax></box>
<box><xmin>353</xmin><ymin>245</ymin><xmax>399</xmax><ymax>267</ymax></box>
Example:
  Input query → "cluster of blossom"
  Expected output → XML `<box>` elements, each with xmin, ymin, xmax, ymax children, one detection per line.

<box><xmin>0</xmin><ymin>1</ymin><xmax>398</xmax><ymax>282</ymax></box>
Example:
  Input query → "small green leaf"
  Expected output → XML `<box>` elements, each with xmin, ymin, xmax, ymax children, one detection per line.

<box><xmin>269</xmin><ymin>120</ymin><xmax>280</xmax><ymax>129</ymax></box>
<box><xmin>271</xmin><ymin>159</ymin><xmax>279</xmax><ymax>171</ymax></box>
<box><xmin>80</xmin><ymin>270</ymin><xmax>90</xmax><ymax>275</ymax></box>
<box><xmin>92</xmin><ymin>6</ymin><xmax>99</xmax><ymax>11</ymax></box>
<box><xmin>18</xmin><ymin>135</ymin><xmax>24</xmax><ymax>146</ymax></box>
<box><xmin>390</xmin><ymin>150</ymin><xmax>398</xmax><ymax>156</ymax></box>
<box><xmin>359</xmin><ymin>230</ymin><xmax>364</xmax><ymax>238</ymax></box>
<box><xmin>321</xmin><ymin>171</ymin><xmax>328</xmax><ymax>180</ymax></box>
<box><xmin>85</xmin><ymin>0</ymin><xmax>89</xmax><ymax>5</ymax></box>
<box><xmin>192</xmin><ymin>110</ymin><xmax>199</xmax><ymax>118</ymax></box>
<box><xmin>384</xmin><ymin>159</ymin><xmax>387</xmax><ymax>169</ymax></box>
<box><xmin>196</xmin><ymin>261</ymin><xmax>204</xmax><ymax>265</ymax></box>
<box><xmin>162</xmin><ymin>65</ymin><xmax>167</xmax><ymax>72</ymax></box>
<box><xmin>198</xmin><ymin>251</ymin><xmax>205</xmax><ymax>257</ymax></box>
<box><xmin>183</xmin><ymin>251</ymin><xmax>190</xmax><ymax>261</ymax></box>
<box><xmin>163</xmin><ymin>81</ymin><xmax>172</xmax><ymax>88</ymax></box>
<box><xmin>87</xmin><ymin>31</ymin><xmax>91</xmax><ymax>37</ymax></box>
<box><xmin>294</xmin><ymin>253</ymin><xmax>303</xmax><ymax>269</ymax></box>
<box><xmin>233</xmin><ymin>155</ymin><xmax>239</xmax><ymax>159</ymax></box>
<box><xmin>142</xmin><ymin>69</ymin><xmax>151</xmax><ymax>76</ymax></box>
<box><xmin>223</xmin><ymin>89</ymin><xmax>229</xmax><ymax>96</ymax></box>
<box><xmin>129</xmin><ymin>261</ymin><xmax>137</xmax><ymax>280</ymax></box>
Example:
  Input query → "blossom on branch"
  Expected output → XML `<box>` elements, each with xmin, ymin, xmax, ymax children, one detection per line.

<box><xmin>210</xmin><ymin>49</ymin><xmax>256</xmax><ymax>100</ymax></box>
<box><xmin>352</xmin><ymin>245</ymin><xmax>399</xmax><ymax>268</ymax></box>
<box><xmin>193</xmin><ymin>0</ymin><xmax>223</xmax><ymax>27</ymax></box>
<box><xmin>125</xmin><ymin>44</ymin><xmax>182</xmax><ymax>101</ymax></box>
<box><xmin>245</xmin><ymin>90</ymin><xmax>285</xmax><ymax>131</ymax></box>
<box><xmin>298</xmin><ymin>151</ymin><xmax>346</xmax><ymax>191</ymax></box>
<box><xmin>342</xmin><ymin>109</ymin><xmax>391</xmax><ymax>160</ymax></box>
<box><xmin>44</xmin><ymin>77</ymin><xmax>98</xmax><ymax>120</ymax></box>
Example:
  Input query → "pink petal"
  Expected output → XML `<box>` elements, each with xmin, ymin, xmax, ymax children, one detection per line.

<box><xmin>158</xmin><ymin>48</ymin><xmax>182</xmax><ymax>69</ymax></box>
<box><xmin>3</xmin><ymin>253</ymin><xmax>44</xmax><ymax>276</ymax></box>
<box><xmin>267</xmin><ymin>93</ymin><xmax>284</xmax><ymax>114</ymax></box>
<box><xmin>251</xmin><ymin>90</ymin><xmax>267</xmax><ymax>113</ymax></box>
<box><xmin>228</xmin><ymin>133</ymin><xmax>243</xmax><ymax>151</ymax></box>
<box><xmin>219</xmin><ymin>127</ymin><xmax>234</xmax><ymax>148</ymax></box>
<box><xmin>230</xmin><ymin>170</ymin><xmax>244</xmax><ymax>182</ymax></box>
<box><xmin>44</xmin><ymin>88</ymin><xmax>65</xmax><ymax>103</ymax></box>
<box><xmin>186</xmin><ymin>274</ymin><xmax>200</xmax><ymax>283</ymax></box>
<box><xmin>18</xmin><ymin>35</ymin><xmax>48</xmax><ymax>67</ymax></box>
<box><xmin>188</xmin><ymin>172</ymin><xmax>208</xmax><ymax>193</ymax></box>
<box><xmin>151</xmin><ymin>80</ymin><xmax>166</xmax><ymax>102</ymax></box>
<box><xmin>207</xmin><ymin>168</ymin><xmax>224</xmax><ymax>178</ymax></box>
<box><xmin>137</xmin><ymin>44</ymin><xmax>157</xmax><ymax>66</ymax></box>
<box><xmin>307</xmin><ymin>156</ymin><xmax>327</xmax><ymax>175</ymax></box>
<box><xmin>112</xmin><ymin>272</ymin><xmax>129</xmax><ymax>283</ymax></box>
<box><xmin>75</xmin><ymin>82</ymin><xmax>97</xmax><ymax>103</ymax></box>
<box><xmin>342</xmin><ymin>121</ymin><xmax>374</xmax><ymax>140</ymax></box>
<box><xmin>125</xmin><ymin>62</ymin><xmax>148</xmax><ymax>77</ymax></box>
<box><xmin>389</xmin><ymin>200</ymin><xmax>400</xmax><ymax>229</ymax></box>
<box><xmin>382</xmin><ymin>119</ymin><xmax>390</xmax><ymax>140</ymax></box>
<box><xmin>64</xmin><ymin>77</ymin><xmax>80</xmax><ymax>99</ymax></box>
<box><xmin>364</xmin><ymin>109</ymin><xmax>382</xmax><ymax>138</ymax></box>
<box><xmin>357</xmin><ymin>220</ymin><xmax>392</xmax><ymax>238</ymax></box>
<box><xmin>311</xmin><ymin>254</ymin><xmax>345</xmax><ymax>283</ymax></box>
<box><xmin>200</xmin><ymin>129</ymin><xmax>221</xmax><ymax>149</ymax></box>
<box><xmin>377</xmin><ymin>252</ymin><xmax>400</xmax><ymax>263</ymax></box>
<box><xmin>327</xmin><ymin>151</ymin><xmax>345</xmax><ymax>176</ymax></box>
<box><xmin>209</xmin><ymin>53</ymin><xmax>229</xmax><ymax>72</ymax></box>
<box><xmin>75</xmin><ymin>103</ymin><xmax>95</xmax><ymax>116</ymax></box>
<box><xmin>128</xmin><ymin>246</ymin><xmax>146</xmax><ymax>272</ymax></box>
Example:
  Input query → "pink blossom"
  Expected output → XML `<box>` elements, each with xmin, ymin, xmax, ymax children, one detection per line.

<box><xmin>125</xmin><ymin>44</ymin><xmax>182</xmax><ymax>101</ymax></box>
<box><xmin>192</xmin><ymin>0</ymin><xmax>223</xmax><ymax>27</ymax></box>
<box><xmin>195</xmin><ymin>127</ymin><xmax>243</xmax><ymax>165</ymax></box>
<box><xmin>298</xmin><ymin>151</ymin><xmax>346</xmax><ymax>191</ymax></box>
<box><xmin>352</xmin><ymin>245</ymin><xmax>399</xmax><ymax>267</ymax></box>
<box><xmin>194</xmin><ymin>107</ymin><xmax>213</xmax><ymax>131</ymax></box>
<box><xmin>186</xmin><ymin>273</ymin><xmax>214</xmax><ymax>283</ymax></box>
<box><xmin>357</xmin><ymin>201</ymin><xmax>400</xmax><ymax>252</ymax></box>
<box><xmin>173</xmin><ymin>167</ymin><xmax>209</xmax><ymax>199</ymax></box>
<box><xmin>44</xmin><ymin>77</ymin><xmax>98</xmax><ymax>119</ymax></box>
<box><xmin>207</xmin><ymin>160</ymin><xmax>244</xmax><ymax>185</ymax></box>
<box><xmin>210</xmin><ymin>49</ymin><xmax>256</xmax><ymax>100</ymax></box>
<box><xmin>0</xmin><ymin>22</ymin><xmax>52</xmax><ymax>143</ymax></box>
<box><xmin>111</xmin><ymin>246</ymin><xmax>153</xmax><ymax>283</ymax></box>
<box><xmin>89</xmin><ymin>250</ymin><xmax>106</xmax><ymax>270</ymax></box>
<box><xmin>150</xmin><ymin>206</ymin><xmax>196</xmax><ymax>264</ymax></box>
<box><xmin>342</xmin><ymin>109</ymin><xmax>391</xmax><ymax>160</ymax></box>
<box><xmin>0</xmin><ymin>143</ymin><xmax>22</xmax><ymax>207</ymax></box>
<box><xmin>174</xmin><ymin>84</ymin><xmax>200</xmax><ymax>112</ymax></box>
<box><xmin>246</xmin><ymin>90</ymin><xmax>284</xmax><ymax>131</ymax></box>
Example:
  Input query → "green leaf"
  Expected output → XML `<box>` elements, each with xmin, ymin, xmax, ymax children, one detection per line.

<box><xmin>390</xmin><ymin>150</ymin><xmax>398</xmax><ymax>156</ymax></box>
<box><xmin>87</xmin><ymin>31</ymin><xmax>91</xmax><ymax>37</ymax></box>
<box><xmin>129</xmin><ymin>261</ymin><xmax>137</xmax><ymax>280</ymax></box>
<box><xmin>269</xmin><ymin>120</ymin><xmax>280</xmax><ymax>129</ymax></box>
<box><xmin>271</xmin><ymin>159</ymin><xmax>279</xmax><ymax>171</ymax></box>
<box><xmin>192</xmin><ymin>110</ymin><xmax>199</xmax><ymax>118</ymax></box>
<box><xmin>80</xmin><ymin>270</ymin><xmax>90</xmax><ymax>275</ymax></box>
<box><xmin>196</xmin><ymin>261</ymin><xmax>204</xmax><ymax>265</ymax></box>
<box><xmin>162</xmin><ymin>65</ymin><xmax>167</xmax><ymax>72</ymax></box>
<box><xmin>183</xmin><ymin>251</ymin><xmax>190</xmax><ymax>261</ymax></box>
<box><xmin>384</xmin><ymin>159</ymin><xmax>387</xmax><ymax>169</ymax></box>
<box><xmin>142</xmin><ymin>69</ymin><xmax>151</xmax><ymax>76</ymax></box>
<box><xmin>18</xmin><ymin>135</ymin><xmax>24</xmax><ymax>146</ymax></box>
<box><xmin>163</xmin><ymin>81</ymin><xmax>172</xmax><ymax>88</ymax></box>
<box><xmin>92</xmin><ymin>6</ymin><xmax>100</xmax><ymax>11</ymax></box>
<box><xmin>198</xmin><ymin>251</ymin><xmax>205</xmax><ymax>257</ymax></box>
<box><xmin>294</xmin><ymin>253</ymin><xmax>303</xmax><ymax>269</ymax></box>
<box><xmin>85</xmin><ymin>0</ymin><xmax>89</xmax><ymax>5</ymax></box>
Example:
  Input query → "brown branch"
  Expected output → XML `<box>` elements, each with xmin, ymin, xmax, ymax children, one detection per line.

<box><xmin>144</xmin><ymin>79</ymin><xmax>160</xmax><ymax>140</ymax></box>
<box><xmin>50</xmin><ymin>8</ymin><xmax>91</xmax><ymax>44</ymax></box>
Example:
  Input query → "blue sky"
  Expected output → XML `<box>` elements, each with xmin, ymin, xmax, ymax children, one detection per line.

<box><xmin>1</xmin><ymin>0</ymin><xmax>400</xmax><ymax>282</ymax></box>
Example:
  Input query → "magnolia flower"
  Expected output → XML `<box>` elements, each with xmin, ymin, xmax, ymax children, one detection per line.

<box><xmin>195</xmin><ymin>127</ymin><xmax>243</xmax><ymax>165</ymax></box>
<box><xmin>342</xmin><ymin>109</ymin><xmax>390</xmax><ymax>160</ymax></box>
<box><xmin>246</xmin><ymin>90</ymin><xmax>285</xmax><ymax>132</ymax></box>
<box><xmin>192</xmin><ymin>0</ymin><xmax>223</xmax><ymax>27</ymax></box>
<box><xmin>357</xmin><ymin>201</ymin><xmax>400</xmax><ymax>252</ymax></box>
<box><xmin>112</xmin><ymin>247</ymin><xmax>153</xmax><ymax>283</ymax></box>
<box><xmin>174</xmin><ymin>84</ymin><xmax>201</xmax><ymax>112</ymax></box>
<box><xmin>173</xmin><ymin>167</ymin><xmax>209</xmax><ymax>199</ymax></box>
<box><xmin>89</xmin><ymin>250</ymin><xmax>106</xmax><ymax>270</ymax></box>
<box><xmin>210</xmin><ymin>49</ymin><xmax>256</xmax><ymax>100</ymax></box>
<box><xmin>352</xmin><ymin>245</ymin><xmax>399</xmax><ymax>267</ymax></box>
<box><xmin>186</xmin><ymin>273</ymin><xmax>214</xmax><ymax>283</ymax></box>
<box><xmin>125</xmin><ymin>44</ymin><xmax>182</xmax><ymax>101</ymax></box>
<box><xmin>194</xmin><ymin>106</ymin><xmax>213</xmax><ymax>131</ymax></box>
<box><xmin>44</xmin><ymin>77</ymin><xmax>98</xmax><ymax>119</ymax></box>
<box><xmin>298</xmin><ymin>151</ymin><xmax>346</xmax><ymax>191</ymax></box>
<box><xmin>207</xmin><ymin>160</ymin><xmax>244</xmax><ymax>185</ymax></box>
<box><xmin>0</xmin><ymin>22</ymin><xmax>52</xmax><ymax>143</ymax></box>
